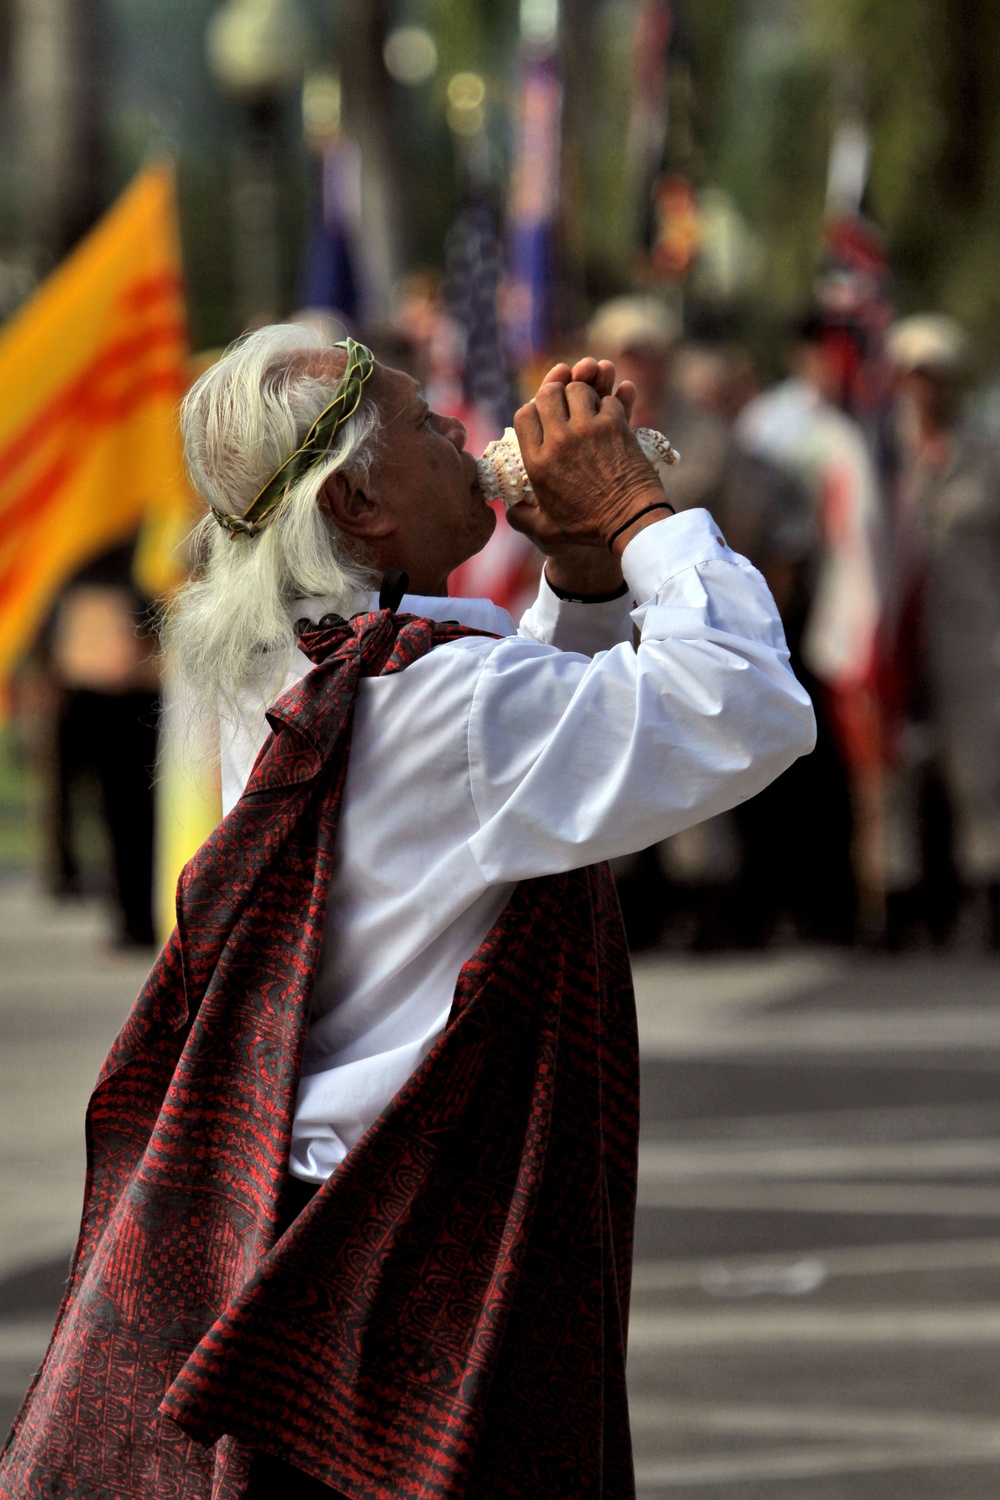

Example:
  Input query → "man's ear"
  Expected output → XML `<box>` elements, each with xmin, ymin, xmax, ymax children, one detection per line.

<box><xmin>318</xmin><ymin>469</ymin><xmax>393</xmax><ymax>540</ymax></box>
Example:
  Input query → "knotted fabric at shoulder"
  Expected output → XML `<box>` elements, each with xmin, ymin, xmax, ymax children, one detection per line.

<box><xmin>246</xmin><ymin>610</ymin><xmax>495</xmax><ymax>794</ymax></box>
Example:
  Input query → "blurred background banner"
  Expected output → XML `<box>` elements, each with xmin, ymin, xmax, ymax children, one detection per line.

<box><xmin>504</xmin><ymin>48</ymin><xmax>562</xmax><ymax>367</ymax></box>
<box><xmin>299</xmin><ymin>69</ymin><xmax>363</xmax><ymax>323</ymax></box>
<box><xmin>154</xmin><ymin>666</ymin><xmax>221</xmax><ymax>945</ymax></box>
<box><xmin>0</xmin><ymin>164</ymin><xmax>190</xmax><ymax>715</ymax></box>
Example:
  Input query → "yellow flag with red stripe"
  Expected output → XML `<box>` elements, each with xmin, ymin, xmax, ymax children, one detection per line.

<box><xmin>0</xmin><ymin>164</ymin><xmax>192</xmax><ymax>708</ymax></box>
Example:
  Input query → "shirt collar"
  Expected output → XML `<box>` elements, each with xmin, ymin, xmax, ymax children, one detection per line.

<box><xmin>290</xmin><ymin>592</ymin><xmax>516</xmax><ymax>639</ymax></box>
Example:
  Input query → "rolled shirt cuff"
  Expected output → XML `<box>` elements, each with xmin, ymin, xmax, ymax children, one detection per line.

<box><xmin>519</xmin><ymin>567</ymin><xmax>636</xmax><ymax>656</ymax></box>
<box><xmin>620</xmin><ymin>507</ymin><xmax>734</xmax><ymax>604</ymax></box>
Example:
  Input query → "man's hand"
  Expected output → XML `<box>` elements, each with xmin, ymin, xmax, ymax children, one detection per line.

<box><xmin>508</xmin><ymin>357</ymin><xmax>672</xmax><ymax>570</ymax></box>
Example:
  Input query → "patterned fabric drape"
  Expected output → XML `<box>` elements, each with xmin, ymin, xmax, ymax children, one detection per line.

<box><xmin>2</xmin><ymin>608</ymin><xmax>639</xmax><ymax>1500</ymax></box>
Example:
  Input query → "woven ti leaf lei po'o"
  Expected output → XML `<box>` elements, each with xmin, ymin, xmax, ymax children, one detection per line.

<box><xmin>211</xmin><ymin>336</ymin><xmax>375</xmax><ymax>540</ymax></box>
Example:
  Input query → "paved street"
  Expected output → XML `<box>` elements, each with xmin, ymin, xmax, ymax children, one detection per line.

<box><xmin>3</xmin><ymin>882</ymin><xmax>1000</xmax><ymax>1495</ymax></box>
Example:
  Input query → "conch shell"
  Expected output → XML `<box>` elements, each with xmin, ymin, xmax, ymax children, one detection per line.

<box><xmin>476</xmin><ymin>426</ymin><xmax>680</xmax><ymax>510</ymax></box>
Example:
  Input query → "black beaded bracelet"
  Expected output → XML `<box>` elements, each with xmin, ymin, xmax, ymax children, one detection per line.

<box><xmin>606</xmin><ymin>501</ymin><xmax>676</xmax><ymax>553</ymax></box>
<box><xmin>545</xmin><ymin>576</ymin><xmax>630</xmax><ymax>604</ymax></box>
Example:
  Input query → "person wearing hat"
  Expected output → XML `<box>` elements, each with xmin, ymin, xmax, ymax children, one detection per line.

<box><xmin>1</xmin><ymin>325</ymin><xmax>813</xmax><ymax>1498</ymax></box>
<box><xmin>584</xmin><ymin>299</ymin><xmax>753</xmax><ymax>943</ymax></box>
<box><xmin>722</xmin><ymin>312</ymin><xmax>887</xmax><ymax>943</ymax></box>
<box><xmin>884</xmin><ymin>314</ymin><xmax>1000</xmax><ymax>945</ymax></box>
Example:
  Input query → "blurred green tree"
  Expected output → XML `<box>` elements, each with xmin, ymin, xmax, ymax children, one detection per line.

<box><xmin>672</xmin><ymin>0</ymin><xmax>1000</xmax><ymax>361</ymax></box>
<box><xmin>806</xmin><ymin>0</ymin><xmax>1000</xmax><ymax>360</ymax></box>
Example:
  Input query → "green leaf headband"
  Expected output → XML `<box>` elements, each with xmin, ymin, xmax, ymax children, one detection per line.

<box><xmin>211</xmin><ymin>336</ymin><xmax>376</xmax><ymax>540</ymax></box>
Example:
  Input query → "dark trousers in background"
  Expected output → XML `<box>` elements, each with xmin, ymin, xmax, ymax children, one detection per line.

<box><xmin>734</xmin><ymin>695</ymin><xmax>856</xmax><ymax>947</ymax></box>
<box><xmin>52</xmin><ymin>688</ymin><xmax>158</xmax><ymax>945</ymax></box>
<box><xmin>614</xmin><ymin>697</ymin><xmax>856</xmax><ymax>952</ymax></box>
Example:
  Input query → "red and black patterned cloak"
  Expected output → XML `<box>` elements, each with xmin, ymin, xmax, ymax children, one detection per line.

<box><xmin>1</xmin><ymin>608</ymin><xmax>639</xmax><ymax>1500</ymax></box>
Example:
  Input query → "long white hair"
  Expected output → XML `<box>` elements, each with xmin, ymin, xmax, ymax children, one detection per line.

<box><xmin>165</xmin><ymin>323</ymin><xmax>380</xmax><ymax>720</ymax></box>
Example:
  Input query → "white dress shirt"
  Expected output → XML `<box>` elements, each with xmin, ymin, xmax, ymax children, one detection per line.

<box><xmin>220</xmin><ymin>509</ymin><xmax>816</xmax><ymax>1182</ymax></box>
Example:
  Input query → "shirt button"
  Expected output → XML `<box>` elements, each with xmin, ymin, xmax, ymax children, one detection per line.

<box><xmin>716</xmin><ymin>536</ymin><xmax>725</xmax><ymax>546</ymax></box>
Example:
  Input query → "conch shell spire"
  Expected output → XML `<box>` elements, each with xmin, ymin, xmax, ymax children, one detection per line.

<box><xmin>476</xmin><ymin>427</ymin><xmax>680</xmax><ymax>511</ymax></box>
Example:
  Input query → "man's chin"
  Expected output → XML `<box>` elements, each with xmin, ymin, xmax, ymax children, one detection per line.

<box><xmin>451</xmin><ymin>495</ymin><xmax>497</xmax><ymax>575</ymax></box>
<box><xmin>470</xmin><ymin>487</ymin><xmax>497</xmax><ymax>540</ymax></box>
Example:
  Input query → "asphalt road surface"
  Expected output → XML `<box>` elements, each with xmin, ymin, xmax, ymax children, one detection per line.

<box><xmin>2</xmin><ymin>881</ymin><xmax>1000</xmax><ymax>1496</ymax></box>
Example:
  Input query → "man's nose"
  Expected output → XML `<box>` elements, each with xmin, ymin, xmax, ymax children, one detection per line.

<box><xmin>444</xmin><ymin>415</ymin><xmax>467</xmax><ymax>452</ymax></box>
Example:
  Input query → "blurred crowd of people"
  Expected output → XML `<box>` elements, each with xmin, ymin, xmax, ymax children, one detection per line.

<box><xmin>31</xmin><ymin>275</ymin><xmax>1000</xmax><ymax>958</ymax></box>
<box><xmin>361</xmin><ymin>277</ymin><xmax>1000</xmax><ymax>955</ymax></box>
<box><xmin>582</xmin><ymin>295</ymin><xmax>1000</xmax><ymax>955</ymax></box>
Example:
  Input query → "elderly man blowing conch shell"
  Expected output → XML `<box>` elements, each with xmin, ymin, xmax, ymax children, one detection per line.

<box><xmin>1</xmin><ymin>329</ymin><xmax>815</xmax><ymax>1500</ymax></box>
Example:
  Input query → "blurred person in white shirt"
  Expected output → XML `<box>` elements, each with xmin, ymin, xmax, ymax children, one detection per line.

<box><xmin>884</xmin><ymin>314</ymin><xmax>1000</xmax><ymax>947</ymax></box>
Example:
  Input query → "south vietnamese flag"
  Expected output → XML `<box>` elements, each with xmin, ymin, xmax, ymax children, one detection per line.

<box><xmin>0</xmin><ymin>164</ymin><xmax>192</xmax><ymax>710</ymax></box>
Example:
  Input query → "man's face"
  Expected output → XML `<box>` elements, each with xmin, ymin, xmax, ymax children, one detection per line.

<box><xmin>900</xmin><ymin>368</ymin><xmax>956</xmax><ymax>432</ymax></box>
<box><xmin>363</xmin><ymin>362</ymin><xmax>496</xmax><ymax>594</ymax></box>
